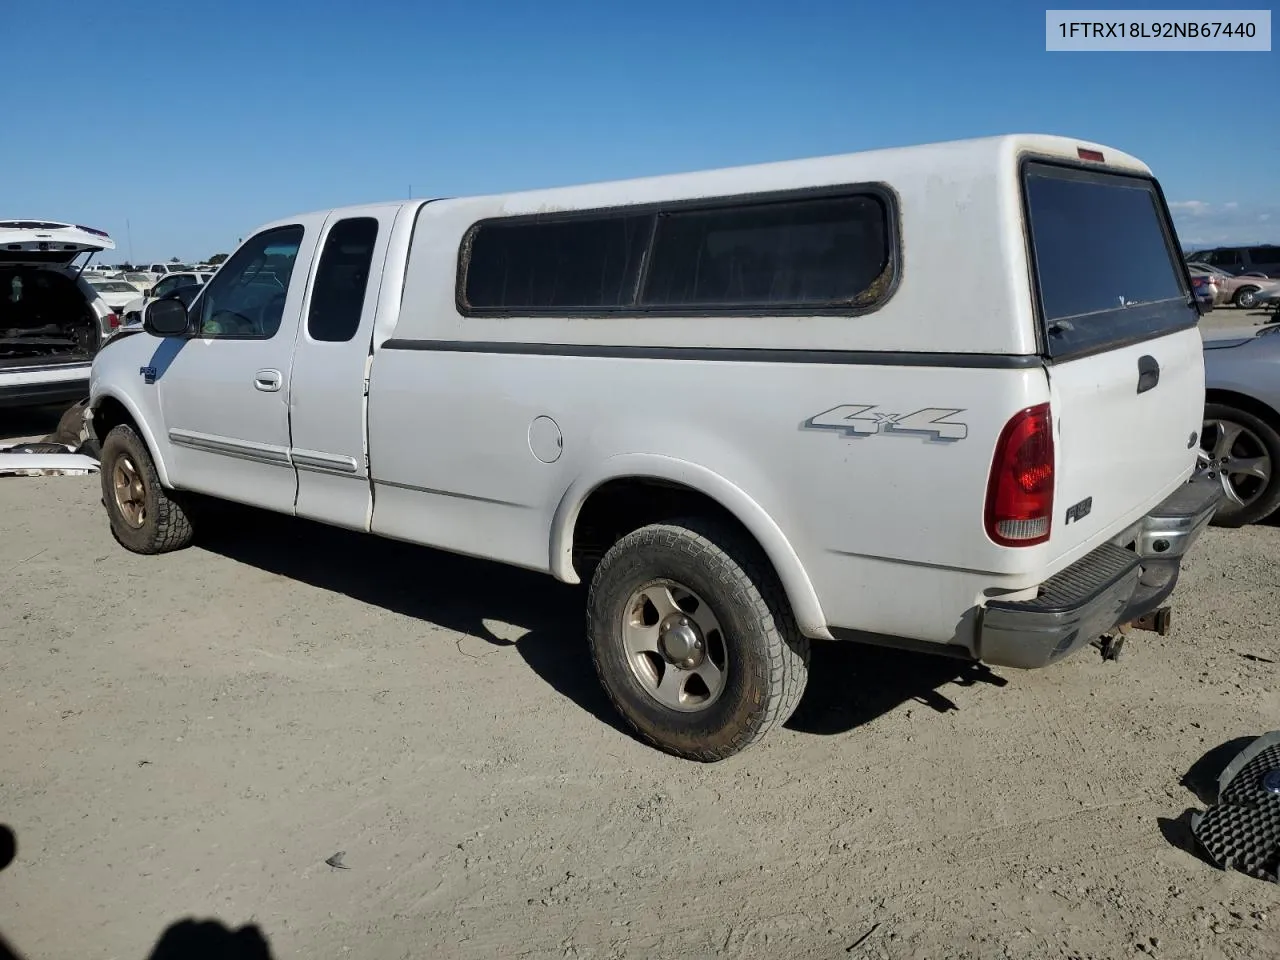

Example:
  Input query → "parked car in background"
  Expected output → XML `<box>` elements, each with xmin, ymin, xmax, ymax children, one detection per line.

<box><xmin>1200</xmin><ymin>323</ymin><xmax>1280</xmax><ymax>526</ymax></box>
<box><xmin>0</xmin><ymin>220</ymin><xmax>121</xmax><ymax>406</ymax></box>
<box><xmin>1257</xmin><ymin>287</ymin><xmax>1280</xmax><ymax>318</ymax></box>
<box><xmin>1190</xmin><ymin>273</ymin><xmax>1218</xmax><ymax>310</ymax></box>
<box><xmin>1187</xmin><ymin>244</ymin><xmax>1280</xmax><ymax>280</ymax></box>
<box><xmin>87</xmin><ymin>277</ymin><xmax>144</xmax><ymax>314</ymax></box>
<box><xmin>120</xmin><ymin>271</ymin><xmax>213</xmax><ymax>325</ymax></box>
<box><xmin>119</xmin><ymin>281</ymin><xmax>204</xmax><ymax>328</ymax></box>
<box><xmin>1187</xmin><ymin>261</ymin><xmax>1280</xmax><ymax>309</ymax></box>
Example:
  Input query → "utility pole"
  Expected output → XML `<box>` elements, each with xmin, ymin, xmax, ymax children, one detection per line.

<box><xmin>126</xmin><ymin>218</ymin><xmax>134</xmax><ymax>265</ymax></box>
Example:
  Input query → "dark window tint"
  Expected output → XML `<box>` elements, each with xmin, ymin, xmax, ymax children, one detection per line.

<box><xmin>1024</xmin><ymin>163</ymin><xmax>1195</xmax><ymax>359</ymax></box>
<box><xmin>1247</xmin><ymin>246</ymin><xmax>1280</xmax><ymax>265</ymax></box>
<box><xmin>464</xmin><ymin>215</ymin><xmax>649</xmax><ymax>310</ymax></box>
<box><xmin>1209</xmin><ymin>249</ymin><xmax>1241</xmax><ymax>266</ymax></box>
<box><xmin>308</xmin><ymin>217</ymin><xmax>379</xmax><ymax>342</ymax></box>
<box><xmin>642</xmin><ymin>195</ymin><xmax>889</xmax><ymax>308</ymax></box>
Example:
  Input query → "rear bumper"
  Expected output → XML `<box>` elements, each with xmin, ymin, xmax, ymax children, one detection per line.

<box><xmin>977</xmin><ymin>478</ymin><xmax>1224</xmax><ymax>669</ymax></box>
<box><xmin>0</xmin><ymin>365</ymin><xmax>91</xmax><ymax>408</ymax></box>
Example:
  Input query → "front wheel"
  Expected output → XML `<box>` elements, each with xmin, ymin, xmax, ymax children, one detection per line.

<box><xmin>100</xmin><ymin>423</ymin><xmax>195</xmax><ymax>553</ymax></box>
<box><xmin>1201</xmin><ymin>402</ymin><xmax>1280</xmax><ymax>527</ymax></box>
<box><xmin>586</xmin><ymin>517</ymin><xmax>809</xmax><ymax>761</ymax></box>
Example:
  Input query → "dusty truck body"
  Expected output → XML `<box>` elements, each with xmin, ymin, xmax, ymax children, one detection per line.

<box><xmin>87</xmin><ymin>134</ymin><xmax>1222</xmax><ymax>760</ymax></box>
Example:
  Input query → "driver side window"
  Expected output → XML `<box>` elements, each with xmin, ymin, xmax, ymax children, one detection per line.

<box><xmin>196</xmin><ymin>225</ymin><xmax>304</xmax><ymax>339</ymax></box>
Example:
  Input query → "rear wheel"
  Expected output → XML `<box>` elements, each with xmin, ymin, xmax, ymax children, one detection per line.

<box><xmin>1201</xmin><ymin>402</ymin><xmax>1280</xmax><ymax>527</ymax></box>
<box><xmin>100</xmin><ymin>424</ymin><xmax>195</xmax><ymax>553</ymax></box>
<box><xmin>586</xmin><ymin>517</ymin><xmax>809</xmax><ymax>761</ymax></box>
<box><xmin>1234</xmin><ymin>286</ymin><xmax>1260</xmax><ymax>309</ymax></box>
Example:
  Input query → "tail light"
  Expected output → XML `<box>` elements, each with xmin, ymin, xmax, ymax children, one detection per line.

<box><xmin>985</xmin><ymin>403</ymin><xmax>1055</xmax><ymax>546</ymax></box>
<box><xmin>106</xmin><ymin>312</ymin><xmax>119</xmax><ymax>329</ymax></box>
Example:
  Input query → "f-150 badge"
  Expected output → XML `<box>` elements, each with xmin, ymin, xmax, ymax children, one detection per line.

<box><xmin>803</xmin><ymin>405</ymin><xmax>968</xmax><ymax>442</ymax></box>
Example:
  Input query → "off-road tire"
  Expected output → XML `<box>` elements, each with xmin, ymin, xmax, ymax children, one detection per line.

<box><xmin>100</xmin><ymin>423</ymin><xmax>195</xmax><ymax>554</ymax></box>
<box><xmin>1204</xmin><ymin>402</ymin><xmax>1280</xmax><ymax>528</ymax></box>
<box><xmin>587</xmin><ymin>517</ymin><xmax>810</xmax><ymax>762</ymax></box>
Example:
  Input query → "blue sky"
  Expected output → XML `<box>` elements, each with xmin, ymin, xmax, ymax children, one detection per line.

<box><xmin>5</xmin><ymin>1</ymin><xmax>1275</xmax><ymax>261</ymax></box>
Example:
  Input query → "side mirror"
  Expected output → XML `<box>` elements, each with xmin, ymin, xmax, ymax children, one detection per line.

<box><xmin>143</xmin><ymin>297</ymin><xmax>191</xmax><ymax>337</ymax></box>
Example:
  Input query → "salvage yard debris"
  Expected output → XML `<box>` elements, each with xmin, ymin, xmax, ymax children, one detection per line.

<box><xmin>1191</xmin><ymin>730</ymin><xmax>1280</xmax><ymax>884</ymax></box>
<box><xmin>0</xmin><ymin>440</ymin><xmax>98</xmax><ymax>477</ymax></box>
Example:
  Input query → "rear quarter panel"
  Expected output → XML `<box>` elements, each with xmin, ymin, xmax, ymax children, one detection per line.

<box><xmin>366</xmin><ymin>350</ymin><xmax>1051</xmax><ymax>642</ymax></box>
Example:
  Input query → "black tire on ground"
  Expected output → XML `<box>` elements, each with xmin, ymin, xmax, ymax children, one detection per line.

<box><xmin>99</xmin><ymin>423</ymin><xmax>195</xmax><ymax>554</ymax></box>
<box><xmin>44</xmin><ymin>398</ymin><xmax>91</xmax><ymax>450</ymax></box>
<box><xmin>1204</xmin><ymin>402</ymin><xmax>1280</xmax><ymax>528</ymax></box>
<box><xmin>1234</xmin><ymin>286</ymin><xmax>1260</xmax><ymax>309</ymax></box>
<box><xmin>586</xmin><ymin>516</ymin><xmax>810</xmax><ymax>762</ymax></box>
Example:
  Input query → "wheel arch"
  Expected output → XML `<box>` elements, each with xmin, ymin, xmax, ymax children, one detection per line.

<box><xmin>89</xmin><ymin>390</ymin><xmax>173</xmax><ymax>487</ymax></box>
<box><xmin>1205</xmin><ymin>388</ymin><xmax>1280</xmax><ymax>432</ymax></box>
<box><xmin>550</xmin><ymin>454</ymin><xmax>831</xmax><ymax>640</ymax></box>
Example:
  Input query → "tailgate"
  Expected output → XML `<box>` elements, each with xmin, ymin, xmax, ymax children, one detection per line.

<box><xmin>1048</xmin><ymin>328</ymin><xmax>1203</xmax><ymax>556</ymax></box>
<box><xmin>1022</xmin><ymin>159</ymin><xmax>1204</xmax><ymax>558</ymax></box>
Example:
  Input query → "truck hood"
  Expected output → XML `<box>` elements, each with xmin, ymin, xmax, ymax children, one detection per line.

<box><xmin>1200</xmin><ymin>323</ymin><xmax>1279</xmax><ymax>351</ymax></box>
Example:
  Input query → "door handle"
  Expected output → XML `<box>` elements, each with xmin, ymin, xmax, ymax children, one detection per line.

<box><xmin>1137</xmin><ymin>355</ymin><xmax>1160</xmax><ymax>394</ymax></box>
<box><xmin>254</xmin><ymin>369</ymin><xmax>283</xmax><ymax>392</ymax></box>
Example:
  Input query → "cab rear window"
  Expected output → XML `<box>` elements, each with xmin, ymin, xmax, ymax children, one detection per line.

<box><xmin>1023</xmin><ymin>161</ymin><xmax>1197</xmax><ymax>359</ymax></box>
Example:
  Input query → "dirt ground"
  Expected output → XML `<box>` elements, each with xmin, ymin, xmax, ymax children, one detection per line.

<box><xmin>2</xmin><ymin>315</ymin><xmax>1279</xmax><ymax>960</ymax></box>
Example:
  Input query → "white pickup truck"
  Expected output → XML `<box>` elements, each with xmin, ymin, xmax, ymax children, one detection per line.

<box><xmin>87</xmin><ymin>134</ymin><xmax>1223</xmax><ymax>761</ymax></box>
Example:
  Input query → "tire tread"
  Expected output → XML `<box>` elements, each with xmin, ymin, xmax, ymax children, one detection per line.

<box><xmin>587</xmin><ymin>516</ymin><xmax>809</xmax><ymax>762</ymax></box>
<box><xmin>101</xmin><ymin>424</ymin><xmax>194</xmax><ymax>554</ymax></box>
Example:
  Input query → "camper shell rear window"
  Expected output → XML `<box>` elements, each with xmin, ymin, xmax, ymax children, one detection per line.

<box><xmin>1022</xmin><ymin>160</ymin><xmax>1197</xmax><ymax>360</ymax></box>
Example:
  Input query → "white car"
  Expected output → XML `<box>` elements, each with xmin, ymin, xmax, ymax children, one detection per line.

<box><xmin>87</xmin><ymin>134</ymin><xmax>1221</xmax><ymax>760</ymax></box>
<box><xmin>0</xmin><ymin>220</ymin><xmax>122</xmax><ymax>407</ymax></box>
<box><xmin>87</xmin><ymin>277</ymin><xmax>144</xmax><ymax>314</ymax></box>
<box><xmin>119</xmin><ymin>271</ymin><xmax>214</xmax><ymax>326</ymax></box>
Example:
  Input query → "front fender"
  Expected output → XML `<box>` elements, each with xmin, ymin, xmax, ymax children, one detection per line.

<box><xmin>89</xmin><ymin>386</ymin><xmax>173</xmax><ymax>489</ymax></box>
<box><xmin>549</xmin><ymin>453</ymin><xmax>831</xmax><ymax>640</ymax></box>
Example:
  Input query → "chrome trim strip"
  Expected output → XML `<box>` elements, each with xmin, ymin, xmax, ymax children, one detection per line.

<box><xmin>168</xmin><ymin>429</ymin><xmax>291</xmax><ymax>467</ymax></box>
<box><xmin>292</xmin><ymin>450</ymin><xmax>360</xmax><ymax>474</ymax></box>
<box><xmin>375</xmin><ymin>477</ymin><xmax>528</xmax><ymax>508</ymax></box>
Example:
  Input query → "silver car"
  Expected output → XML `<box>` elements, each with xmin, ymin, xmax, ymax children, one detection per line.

<box><xmin>1201</xmin><ymin>323</ymin><xmax>1280</xmax><ymax>525</ymax></box>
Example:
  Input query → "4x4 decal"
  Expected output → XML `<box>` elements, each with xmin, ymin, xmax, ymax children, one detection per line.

<box><xmin>803</xmin><ymin>405</ymin><xmax>968</xmax><ymax>442</ymax></box>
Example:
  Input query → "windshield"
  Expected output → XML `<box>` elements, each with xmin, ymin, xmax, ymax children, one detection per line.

<box><xmin>1024</xmin><ymin>161</ymin><xmax>1197</xmax><ymax>359</ymax></box>
<box><xmin>91</xmin><ymin>281</ymin><xmax>138</xmax><ymax>293</ymax></box>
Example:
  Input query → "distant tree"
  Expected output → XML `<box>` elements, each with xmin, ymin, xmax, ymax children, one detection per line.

<box><xmin>207</xmin><ymin>253</ymin><xmax>229</xmax><ymax>265</ymax></box>
<box><xmin>169</xmin><ymin>256</ymin><xmax>181</xmax><ymax>263</ymax></box>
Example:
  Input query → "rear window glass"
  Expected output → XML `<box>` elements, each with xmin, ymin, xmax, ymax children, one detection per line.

<box><xmin>308</xmin><ymin>217</ymin><xmax>379</xmax><ymax>342</ymax></box>
<box><xmin>1024</xmin><ymin>162</ymin><xmax>1196</xmax><ymax>358</ymax></box>
<box><xmin>1248</xmin><ymin>246</ymin><xmax>1280</xmax><ymax>265</ymax></box>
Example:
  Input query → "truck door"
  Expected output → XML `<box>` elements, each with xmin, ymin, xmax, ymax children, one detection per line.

<box><xmin>154</xmin><ymin>220</ymin><xmax>322</xmax><ymax>514</ymax></box>
<box><xmin>288</xmin><ymin>206</ymin><xmax>397</xmax><ymax>530</ymax></box>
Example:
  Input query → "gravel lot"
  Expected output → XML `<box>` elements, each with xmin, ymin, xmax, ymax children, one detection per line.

<box><xmin>2</xmin><ymin>313</ymin><xmax>1279</xmax><ymax>960</ymax></box>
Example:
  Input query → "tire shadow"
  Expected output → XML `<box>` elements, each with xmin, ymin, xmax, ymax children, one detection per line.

<box><xmin>191</xmin><ymin>503</ymin><xmax>1006</xmax><ymax>744</ymax></box>
<box><xmin>193</xmin><ymin>503</ymin><xmax>628</xmax><ymax>736</ymax></box>
<box><xmin>787</xmin><ymin>641</ymin><xmax>1008</xmax><ymax>735</ymax></box>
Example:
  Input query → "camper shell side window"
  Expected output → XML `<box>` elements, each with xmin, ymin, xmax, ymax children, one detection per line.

<box><xmin>456</xmin><ymin>184</ymin><xmax>899</xmax><ymax>318</ymax></box>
